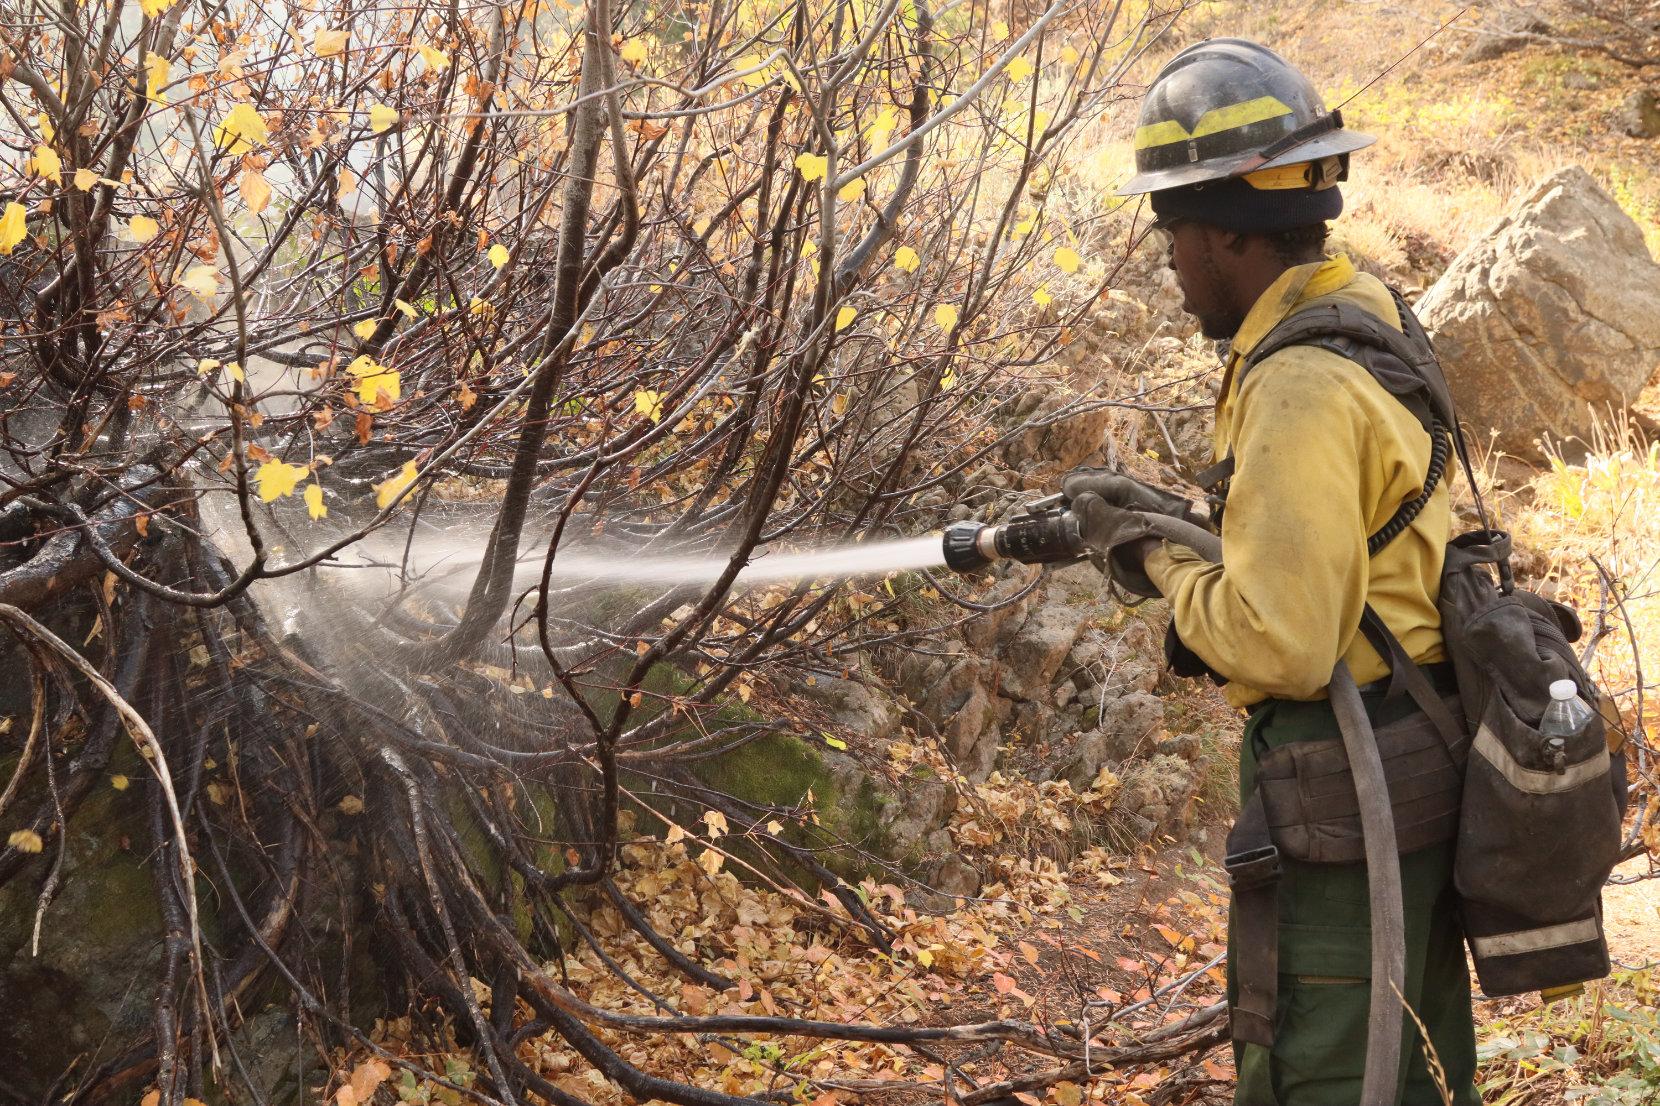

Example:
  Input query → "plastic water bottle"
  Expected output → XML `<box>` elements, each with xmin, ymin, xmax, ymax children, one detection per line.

<box><xmin>1539</xmin><ymin>679</ymin><xmax>1593</xmax><ymax>774</ymax></box>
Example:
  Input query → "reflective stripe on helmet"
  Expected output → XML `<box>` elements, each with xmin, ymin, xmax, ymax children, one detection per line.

<box><xmin>1132</xmin><ymin>95</ymin><xmax>1293</xmax><ymax>151</ymax></box>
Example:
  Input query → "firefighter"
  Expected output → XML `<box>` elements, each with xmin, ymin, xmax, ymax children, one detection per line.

<box><xmin>1067</xmin><ymin>38</ymin><xmax>1480</xmax><ymax>1105</ymax></box>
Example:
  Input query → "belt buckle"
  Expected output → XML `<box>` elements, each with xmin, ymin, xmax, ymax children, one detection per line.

<box><xmin>1224</xmin><ymin>844</ymin><xmax>1282</xmax><ymax>891</ymax></box>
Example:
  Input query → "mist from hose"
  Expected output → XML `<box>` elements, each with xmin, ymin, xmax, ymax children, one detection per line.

<box><xmin>325</xmin><ymin>529</ymin><xmax>950</xmax><ymax>608</ymax></box>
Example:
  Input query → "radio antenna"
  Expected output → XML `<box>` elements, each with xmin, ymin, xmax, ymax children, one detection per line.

<box><xmin>1336</xmin><ymin>6</ymin><xmax>1471</xmax><ymax>112</ymax></box>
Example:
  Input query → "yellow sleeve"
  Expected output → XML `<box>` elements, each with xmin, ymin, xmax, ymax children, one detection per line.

<box><xmin>1145</xmin><ymin>353</ymin><xmax>1377</xmax><ymax>700</ymax></box>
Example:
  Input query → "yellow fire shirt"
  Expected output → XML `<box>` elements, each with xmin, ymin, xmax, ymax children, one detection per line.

<box><xmin>1145</xmin><ymin>256</ymin><xmax>1449</xmax><ymax>708</ymax></box>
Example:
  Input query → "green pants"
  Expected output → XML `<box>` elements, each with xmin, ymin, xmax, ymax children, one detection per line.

<box><xmin>1229</xmin><ymin>688</ymin><xmax>1479</xmax><ymax>1106</ymax></box>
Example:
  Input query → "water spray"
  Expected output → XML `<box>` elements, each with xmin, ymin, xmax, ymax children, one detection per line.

<box><xmin>940</xmin><ymin>494</ymin><xmax>1087</xmax><ymax>573</ymax></box>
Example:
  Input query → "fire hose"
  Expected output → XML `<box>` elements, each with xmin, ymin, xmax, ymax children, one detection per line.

<box><xmin>944</xmin><ymin>504</ymin><xmax>1406</xmax><ymax>1105</ymax></box>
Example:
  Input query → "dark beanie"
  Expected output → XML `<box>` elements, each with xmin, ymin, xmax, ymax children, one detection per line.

<box><xmin>1150</xmin><ymin>176</ymin><xmax>1343</xmax><ymax>234</ymax></box>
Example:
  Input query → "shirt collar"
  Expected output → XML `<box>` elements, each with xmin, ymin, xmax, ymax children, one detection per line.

<box><xmin>1230</xmin><ymin>254</ymin><xmax>1358</xmax><ymax>363</ymax></box>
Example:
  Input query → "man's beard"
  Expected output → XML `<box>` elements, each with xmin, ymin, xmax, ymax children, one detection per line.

<box><xmin>1195</xmin><ymin>307</ymin><xmax>1245</xmax><ymax>341</ymax></box>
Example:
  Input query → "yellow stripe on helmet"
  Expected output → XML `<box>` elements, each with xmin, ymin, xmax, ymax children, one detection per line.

<box><xmin>1132</xmin><ymin>95</ymin><xmax>1294</xmax><ymax>150</ymax></box>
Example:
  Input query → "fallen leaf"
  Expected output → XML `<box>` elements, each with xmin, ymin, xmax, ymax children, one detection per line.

<box><xmin>7</xmin><ymin>829</ymin><xmax>44</xmax><ymax>854</ymax></box>
<box><xmin>633</xmin><ymin>388</ymin><xmax>663</xmax><ymax>423</ymax></box>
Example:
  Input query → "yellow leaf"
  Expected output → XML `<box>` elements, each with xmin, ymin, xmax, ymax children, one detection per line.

<box><xmin>634</xmin><ymin>388</ymin><xmax>663</xmax><ymax>423</ymax></box>
<box><xmin>0</xmin><ymin>203</ymin><xmax>26</xmax><ymax>255</ymax></box>
<box><xmin>487</xmin><ymin>242</ymin><xmax>510</xmax><ymax>268</ymax></box>
<box><xmin>831</xmin><ymin>392</ymin><xmax>848</xmax><ymax>416</ymax></box>
<box><xmin>227</xmin><ymin>361</ymin><xmax>245</xmax><ymax>383</ymax></box>
<box><xmin>991</xmin><ymin>20</ymin><xmax>1010</xmax><ymax>41</ymax></box>
<box><xmin>74</xmin><ymin>168</ymin><xmax>97</xmax><ymax>191</ymax></box>
<box><xmin>933</xmin><ymin>303</ymin><xmax>959</xmax><ymax>331</ymax></box>
<box><xmin>1032</xmin><ymin>284</ymin><xmax>1052</xmax><ymax>306</ymax></box>
<box><xmin>352</xmin><ymin>319</ymin><xmax>377</xmax><ymax>340</ymax></box>
<box><xmin>242</xmin><ymin>168</ymin><xmax>271</xmax><ymax>214</ymax></box>
<box><xmin>835</xmin><ymin>305</ymin><xmax>856</xmax><ymax>331</ymax></box>
<box><xmin>1060</xmin><ymin>45</ymin><xmax>1081</xmax><ymax>66</ymax></box>
<box><xmin>1007</xmin><ymin>56</ymin><xmax>1034</xmax><ymax>82</ymax></box>
<box><xmin>111</xmin><ymin>774</ymin><xmax>130</xmax><ymax>791</ymax></box>
<box><xmin>312</xmin><ymin>28</ymin><xmax>349</xmax><ymax>57</ymax></box>
<box><xmin>180</xmin><ymin>264</ymin><xmax>219</xmax><ymax>299</ymax></box>
<box><xmin>393</xmin><ymin>298</ymin><xmax>417</xmax><ymax>317</ymax></box>
<box><xmin>1053</xmin><ymin>246</ymin><xmax>1081</xmax><ymax>274</ymax></box>
<box><xmin>940</xmin><ymin>368</ymin><xmax>957</xmax><ymax>390</ymax></box>
<box><xmin>837</xmin><ymin>177</ymin><xmax>866</xmax><ymax>202</ymax></box>
<box><xmin>30</xmin><ymin>145</ymin><xmax>61</xmax><ymax>184</ymax></box>
<box><xmin>794</xmin><ymin>153</ymin><xmax>827</xmax><ymax>182</ymax></box>
<box><xmin>196</xmin><ymin>358</ymin><xmax>220</xmax><ymax>376</ymax></box>
<box><xmin>348</xmin><ymin>1059</ymin><xmax>390</xmax><ymax>1102</ymax></box>
<box><xmin>1054</xmin><ymin>1082</ymin><xmax>1083</xmax><ymax>1106</ymax></box>
<box><xmin>256</xmin><ymin>459</ymin><xmax>308</xmax><ymax>502</ymax></box>
<box><xmin>416</xmin><ymin>43</ymin><xmax>451</xmax><ymax>70</ymax></box>
<box><xmin>139</xmin><ymin>0</ymin><xmax>171</xmax><ymax>14</ymax></box>
<box><xmin>346</xmin><ymin>354</ymin><xmax>400</xmax><ymax>404</ymax></box>
<box><xmin>7</xmin><ymin>829</ymin><xmax>43</xmax><ymax>854</ymax></box>
<box><xmin>893</xmin><ymin>245</ymin><xmax>920</xmax><ymax>272</ymax></box>
<box><xmin>732</xmin><ymin>55</ymin><xmax>769</xmax><ymax>88</ymax></box>
<box><xmin>368</xmin><ymin>103</ymin><xmax>398</xmax><ymax>134</ymax></box>
<box><xmin>304</xmin><ymin>482</ymin><xmax>327</xmax><ymax>520</ymax></box>
<box><xmin>701</xmin><ymin>810</ymin><xmax>729</xmax><ymax>838</ymax></box>
<box><xmin>129</xmin><ymin>214</ymin><xmax>160</xmax><ymax>243</ymax></box>
<box><xmin>374</xmin><ymin>461</ymin><xmax>418</xmax><ymax>509</ymax></box>
<box><xmin>698</xmin><ymin>847</ymin><xmax>724</xmax><ymax>876</ymax></box>
<box><xmin>338</xmin><ymin>795</ymin><xmax>364</xmax><ymax>816</ymax></box>
<box><xmin>765</xmin><ymin>820</ymin><xmax>783</xmax><ymax>835</ymax></box>
<box><xmin>214</xmin><ymin>102</ymin><xmax>268</xmax><ymax>154</ymax></box>
<box><xmin>336</xmin><ymin>168</ymin><xmax>358</xmax><ymax>199</ymax></box>
<box><xmin>144</xmin><ymin>52</ymin><xmax>170</xmax><ymax>103</ymax></box>
<box><xmin>620</xmin><ymin>38</ymin><xmax>649</xmax><ymax>64</ymax></box>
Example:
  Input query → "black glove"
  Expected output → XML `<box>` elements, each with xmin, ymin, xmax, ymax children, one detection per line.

<box><xmin>1061</xmin><ymin>468</ymin><xmax>1211</xmax><ymax>531</ymax></box>
<box><xmin>1070</xmin><ymin>491</ymin><xmax>1164</xmax><ymax>599</ymax></box>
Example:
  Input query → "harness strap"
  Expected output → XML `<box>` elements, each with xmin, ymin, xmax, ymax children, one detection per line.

<box><xmin>1224</xmin><ymin>786</ymin><xmax>1281</xmax><ymax>1047</ymax></box>
<box><xmin>1359</xmin><ymin>605</ymin><xmax>1466</xmax><ymax>756</ymax></box>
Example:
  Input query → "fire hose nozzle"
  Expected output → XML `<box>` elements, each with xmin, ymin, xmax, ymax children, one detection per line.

<box><xmin>941</xmin><ymin>507</ymin><xmax>1087</xmax><ymax>573</ymax></box>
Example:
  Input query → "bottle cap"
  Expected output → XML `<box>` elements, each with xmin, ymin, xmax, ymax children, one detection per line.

<box><xmin>1549</xmin><ymin>679</ymin><xmax>1579</xmax><ymax>701</ymax></box>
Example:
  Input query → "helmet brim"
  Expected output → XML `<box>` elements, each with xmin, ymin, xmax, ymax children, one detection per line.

<box><xmin>1115</xmin><ymin>128</ymin><xmax>1376</xmax><ymax>197</ymax></box>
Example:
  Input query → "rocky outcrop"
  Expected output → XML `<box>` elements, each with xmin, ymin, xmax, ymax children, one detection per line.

<box><xmin>1616</xmin><ymin>89</ymin><xmax>1660</xmax><ymax>139</ymax></box>
<box><xmin>1417</xmin><ymin>166</ymin><xmax>1660</xmax><ymax>454</ymax></box>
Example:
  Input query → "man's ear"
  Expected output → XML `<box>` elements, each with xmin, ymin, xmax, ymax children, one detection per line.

<box><xmin>1216</xmin><ymin>227</ymin><xmax>1251</xmax><ymax>256</ymax></box>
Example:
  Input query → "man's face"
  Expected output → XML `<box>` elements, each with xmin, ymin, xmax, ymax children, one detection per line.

<box><xmin>1157</xmin><ymin>219</ymin><xmax>1246</xmax><ymax>341</ymax></box>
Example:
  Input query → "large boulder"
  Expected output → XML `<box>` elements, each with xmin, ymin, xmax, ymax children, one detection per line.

<box><xmin>1417</xmin><ymin>166</ymin><xmax>1660</xmax><ymax>454</ymax></box>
